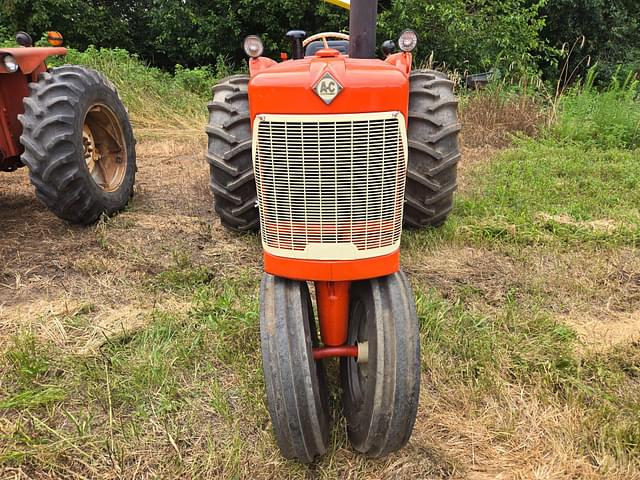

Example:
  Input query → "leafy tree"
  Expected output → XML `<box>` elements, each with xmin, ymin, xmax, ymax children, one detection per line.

<box><xmin>379</xmin><ymin>0</ymin><xmax>549</xmax><ymax>74</ymax></box>
<box><xmin>539</xmin><ymin>0</ymin><xmax>640</xmax><ymax>81</ymax></box>
<box><xmin>2</xmin><ymin>0</ymin><xmax>638</xmax><ymax>82</ymax></box>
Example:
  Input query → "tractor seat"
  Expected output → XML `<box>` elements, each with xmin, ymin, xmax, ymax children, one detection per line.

<box><xmin>305</xmin><ymin>40</ymin><xmax>349</xmax><ymax>57</ymax></box>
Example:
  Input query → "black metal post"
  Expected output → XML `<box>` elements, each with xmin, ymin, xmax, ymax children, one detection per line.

<box><xmin>286</xmin><ymin>30</ymin><xmax>306</xmax><ymax>60</ymax></box>
<box><xmin>348</xmin><ymin>0</ymin><xmax>378</xmax><ymax>59</ymax></box>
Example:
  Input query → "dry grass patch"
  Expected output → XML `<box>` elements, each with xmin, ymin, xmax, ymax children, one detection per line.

<box><xmin>404</xmin><ymin>244</ymin><xmax>640</xmax><ymax>336</ymax></box>
<box><xmin>460</xmin><ymin>91</ymin><xmax>547</xmax><ymax>149</ymax></box>
<box><xmin>0</xmin><ymin>138</ymin><xmax>259</xmax><ymax>353</ymax></box>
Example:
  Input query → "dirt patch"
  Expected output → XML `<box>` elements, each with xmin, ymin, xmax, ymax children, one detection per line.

<box><xmin>562</xmin><ymin>310</ymin><xmax>640</xmax><ymax>348</ymax></box>
<box><xmin>0</xmin><ymin>139</ymin><xmax>260</xmax><ymax>345</ymax></box>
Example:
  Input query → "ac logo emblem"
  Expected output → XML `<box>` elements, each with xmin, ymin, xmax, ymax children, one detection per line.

<box><xmin>313</xmin><ymin>72</ymin><xmax>343</xmax><ymax>104</ymax></box>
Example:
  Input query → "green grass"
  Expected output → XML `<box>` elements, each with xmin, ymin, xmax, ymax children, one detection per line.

<box><xmin>409</xmin><ymin>72</ymin><xmax>640</xmax><ymax>249</ymax></box>
<box><xmin>2</xmin><ymin>267</ymin><xmax>639</xmax><ymax>476</ymax></box>
<box><xmin>0</xmin><ymin>277</ymin><xmax>268</xmax><ymax>476</ymax></box>
<box><xmin>418</xmin><ymin>287</ymin><xmax>640</xmax><ymax>448</ymax></box>
<box><xmin>553</xmin><ymin>68</ymin><xmax>640</xmax><ymax>150</ymax></box>
<box><xmin>455</xmin><ymin>142</ymin><xmax>638</xmax><ymax>245</ymax></box>
<box><xmin>50</xmin><ymin>46</ymin><xmax>222</xmax><ymax>137</ymax></box>
<box><xmin>405</xmin><ymin>142</ymin><xmax>640</xmax><ymax>251</ymax></box>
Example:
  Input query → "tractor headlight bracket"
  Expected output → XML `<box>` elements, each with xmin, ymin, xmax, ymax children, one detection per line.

<box><xmin>243</xmin><ymin>35</ymin><xmax>264</xmax><ymax>58</ymax></box>
<box><xmin>398</xmin><ymin>29</ymin><xmax>418</xmax><ymax>52</ymax></box>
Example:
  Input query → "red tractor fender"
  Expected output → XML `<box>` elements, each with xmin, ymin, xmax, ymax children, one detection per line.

<box><xmin>0</xmin><ymin>47</ymin><xmax>67</xmax><ymax>74</ymax></box>
<box><xmin>0</xmin><ymin>47</ymin><xmax>66</xmax><ymax>166</ymax></box>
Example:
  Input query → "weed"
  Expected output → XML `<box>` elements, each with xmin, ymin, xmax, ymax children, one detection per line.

<box><xmin>553</xmin><ymin>67</ymin><xmax>640</xmax><ymax>149</ymax></box>
<box><xmin>152</xmin><ymin>252</ymin><xmax>216</xmax><ymax>293</ymax></box>
<box><xmin>3</xmin><ymin>334</ymin><xmax>52</xmax><ymax>386</ymax></box>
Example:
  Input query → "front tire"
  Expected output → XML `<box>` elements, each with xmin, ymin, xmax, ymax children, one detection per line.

<box><xmin>260</xmin><ymin>274</ymin><xmax>330</xmax><ymax>462</ymax></box>
<box><xmin>341</xmin><ymin>270</ymin><xmax>421</xmax><ymax>456</ymax></box>
<box><xmin>19</xmin><ymin>65</ymin><xmax>136</xmax><ymax>225</ymax></box>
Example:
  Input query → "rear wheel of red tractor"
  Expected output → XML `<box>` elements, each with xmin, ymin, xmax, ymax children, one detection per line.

<box><xmin>260</xmin><ymin>274</ymin><xmax>330</xmax><ymax>462</ymax></box>
<box><xmin>341</xmin><ymin>270</ymin><xmax>420</xmax><ymax>456</ymax></box>
<box><xmin>19</xmin><ymin>65</ymin><xmax>136</xmax><ymax>225</ymax></box>
<box><xmin>404</xmin><ymin>69</ymin><xmax>461</xmax><ymax>228</ymax></box>
<box><xmin>206</xmin><ymin>75</ymin><xmax>259</xmax><ymax>232</ymax></box>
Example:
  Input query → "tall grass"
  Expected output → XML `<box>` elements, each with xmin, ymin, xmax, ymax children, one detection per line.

<box><xmin>553</xmin><ymin>67</ymin><xmax>640</xmax><ymax>149</ymax></box>
<box><xmin>48</xmin><ymin>46</ymin><xmax>227</xmax><ymax>138</ymax></box>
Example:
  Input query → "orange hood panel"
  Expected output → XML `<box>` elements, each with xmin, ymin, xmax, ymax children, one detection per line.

<box><xmin>248</xmin><ymin>55</ymin><xmax>410</xmax><ymax>120</ymax></box>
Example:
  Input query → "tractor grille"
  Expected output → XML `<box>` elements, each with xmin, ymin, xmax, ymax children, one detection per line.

<box><xmin>253</xmin><ymin>112</ymin><xmax>408</xmax><ymax>260</ymax></box>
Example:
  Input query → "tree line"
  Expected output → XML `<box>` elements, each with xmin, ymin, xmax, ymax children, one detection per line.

<box><xmin>2</xmin><ymin>0</ymin><xmax>639</xmax><ymax>80</ymax></box>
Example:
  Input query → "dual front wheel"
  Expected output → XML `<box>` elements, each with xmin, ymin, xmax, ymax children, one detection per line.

<box><xmin>260</xmin><ymin>271</ymin><xmax>420</xmax><ymax>462</ymax></box>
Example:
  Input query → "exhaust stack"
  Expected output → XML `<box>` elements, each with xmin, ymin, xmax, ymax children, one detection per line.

<box><xmin>348</xmin><ymin>0</ymin><xmax>378</xmax><ymax>59</ymax></box>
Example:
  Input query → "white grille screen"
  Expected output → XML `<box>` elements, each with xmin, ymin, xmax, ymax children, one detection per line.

<box><xmin>253</xmin><ymin>112</ymin><xmax>408</xmax><ymax>260</ymax></box>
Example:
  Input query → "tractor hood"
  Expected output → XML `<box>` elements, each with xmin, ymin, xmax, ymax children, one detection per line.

<box><xmin>248</xmin><ymin>52</ymin><xmax>411</xmax><ymax>120</ymax></box>
<box><xmin>0</xmin><ymin>47</ymin><xmax>67</xmax><ymax>74</ymax></box>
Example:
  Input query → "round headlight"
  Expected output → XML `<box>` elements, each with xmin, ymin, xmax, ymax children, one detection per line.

<box><xmin>243</xmin><ymin>35</ymin><xmax>264</xmax><ymax>58</ymax></box>
<box><xmin>398</xmin><ymin>30</ymin><xmax>418</xmax><ymax>52</ymax></box>
<box><xmin>3</xmin><ymin>55</ymin><xmax>19</xmax><ymax>73</ymax></box>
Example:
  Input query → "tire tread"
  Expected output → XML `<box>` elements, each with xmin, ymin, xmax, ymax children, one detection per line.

<box><xmin>404</xmin><ymin>69</ymin><xmax>461</xmax><ymax>228</ymax></box>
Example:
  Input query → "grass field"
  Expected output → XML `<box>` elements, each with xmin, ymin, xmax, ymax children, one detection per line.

<box><xmin>1</xmin><ymin>50</ymin><xmax>639</xmax><ymax>479</ymax></box>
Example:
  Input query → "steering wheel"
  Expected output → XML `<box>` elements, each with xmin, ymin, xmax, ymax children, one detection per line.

<box><xmin>302</xmin><ymin>32</ymin><xmax>350</xmax><ymax>49</ymax></box>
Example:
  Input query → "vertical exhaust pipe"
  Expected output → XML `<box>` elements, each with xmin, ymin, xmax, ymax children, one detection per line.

<box><xmin>348</xmin><ymin>0</ymin><xmax>378</xmax><ymax>59</ymax></box>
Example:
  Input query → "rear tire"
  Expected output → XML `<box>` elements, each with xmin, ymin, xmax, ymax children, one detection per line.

<box><xmin>206</xmin><ymin>75</ymin><xmax>258</xmax><ymax>232</ymax></box>
<box><xmin>19</xmin><ymin>65</ymin><xmax>136</xmax><ymax>225</ymax></box>
<box><xmin>341</xmin><ymin>270</ymin><xmax>420</xmax><ymax>457</ymax></box>
<box><xmin>260</xmin><ymin>274</ymin><xmax>330</xmax><ymax>462</ymax></box>
<box><xmin>404</xmin><ymin>69</ymin><xmax>461</xmax><ymax>228</ymax></box>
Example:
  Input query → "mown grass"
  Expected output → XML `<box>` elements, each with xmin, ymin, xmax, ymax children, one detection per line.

<box><xmin>1</xmin><ymin>51</ymin><xmax>639</xmax><ymax>477</ymax></box>
<box><xmin>2</xmin><ymin>259</ymin><xmax>639</xmax><ymax>477</ymax></box>
<box><xmin>416</xmin><ymin>71</ymin><xmax>640</xmax><ymax>249</ymax></box>
<box><xmin>418</xmin><ymin>288</ymin><xmax>640</xmax><ymax>464</ymax></box>
<box><xmin>419</xmin><ymin>142</ymin><xmax>640</xmax><ymax>247</ymax></box>
<box><xmin>0</xmin><ymin>275</ymin><xmax>267</xmax><ymax>476</ymax></box>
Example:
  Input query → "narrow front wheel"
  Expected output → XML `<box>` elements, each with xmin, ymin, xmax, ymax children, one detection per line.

<box><xmin>260</xmin><ymin>274</ymin><xmax>330</xmax><ymax>463</ymax></box>
<box><xmin>341</xmin><ymin>270</ymin><xmax>421</xmax><ymax>456</ymax></box>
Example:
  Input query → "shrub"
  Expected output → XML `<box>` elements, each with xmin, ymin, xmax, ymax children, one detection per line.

<box><xmin>379</xmin><ymin>0</ymin><xmax>549</xmax><ymax>76</ymax></box>
<box><xmin>174</xmin><ymin>65</ymin><xmax>216</xmax><ymax>98</ymax></box>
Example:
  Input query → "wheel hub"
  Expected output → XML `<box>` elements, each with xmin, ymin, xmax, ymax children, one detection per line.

<box><xmin>346</xmin><ymin>299</ymin><xmax>370</xmax><ymax>407</ymax></box>
<box><xmin>82</xmin><ymin>104</ymin><xmax>127</xmax><ymax>192</ymax></box>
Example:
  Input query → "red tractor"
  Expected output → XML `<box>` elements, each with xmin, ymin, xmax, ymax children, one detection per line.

<box><xmin>0</xmin><ymin>32</ymin><xmax>136</xmax><ymax>224</ymax></box>
<box><xmin>206</xmin><ymin>0</ymin><xmax>460</xmax><ymax>461</ymax></box>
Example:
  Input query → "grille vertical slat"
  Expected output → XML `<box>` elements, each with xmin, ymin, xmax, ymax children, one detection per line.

<box><xmin>254</xmin><ymin>112</ymin><xmax>408</xmax><ymax>260</ymax></box>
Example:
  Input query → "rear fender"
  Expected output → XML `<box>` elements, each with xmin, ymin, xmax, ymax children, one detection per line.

<box><xmin>0</xmin><ymin>71</ymin><xmax>29</xmax><ymax>160</ymax></box>
<box><xmin>0</xmin><ymin>47</ymin><xmax>67</xmax><ymax>74</ymax></box>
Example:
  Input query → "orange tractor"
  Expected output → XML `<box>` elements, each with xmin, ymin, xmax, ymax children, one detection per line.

<box><xmin>206</xmin><ymin>0</ymin><xmax>460</xmax><ymax>461</ymax></box>
<box><xmin>0</xmin><ymin>32</ymin><xmax>136</xmax><ymax>224</ymax></box>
